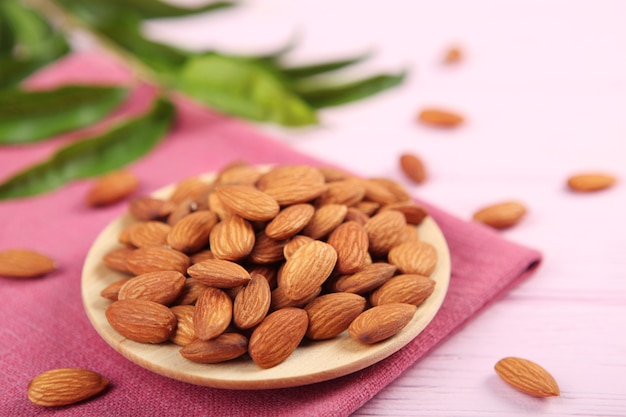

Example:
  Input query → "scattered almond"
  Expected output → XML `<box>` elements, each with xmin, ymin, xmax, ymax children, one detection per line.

<box><xmin>472</xmin><ymin>201</ymin><xmax>527</xmax><ymax>229</ymax></box>
<box><xmin>0</xmin><ymin>249</ymin><xmax>56</xmax><ymax>278</ymax></box>
<box><xmin>494</xmin><ymin>357</ymin><xmax>560</xmax><ymax>397</ymax></box>
<box><xmin>349</xmin><ymin>303</ymin><xmax>417</xmax><ymax>344</ymax></box>
<box><xmin>86</xmin><ymin>170</ymin><xmax>139</xmax><ymax>207</ymax></box>
<box><xmin>399</xmin><ymin>153</ymin><xmax>427</xmax><ymax>184</ymax></box>
<box><xmin>418</xmin><ymin>108</ymin><xmax>464</xmax><ymax>127</ymax></box>
<box><xmin>566</xmin><ymin>172</ymin><xmax>616</xmax><ymax>192</ymax></box>
<box><xmin>28</xmin><ymin>368</ymin><xmax>109</xmax><ymax>407</ymax></box>
<box><xmin>443</xmin><ymin>45</ymin><xmax>463</xmax><ymax>64</ymax></box>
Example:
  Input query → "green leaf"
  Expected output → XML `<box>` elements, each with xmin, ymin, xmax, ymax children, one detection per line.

<box><xmin>296</xmin><ymin>71</ymin><xmax>407</xmax><ymax>109</ymax></box>
<box><xmin>0</xmin><ymin>97</ymin><xmax>175</xmax><ymax>200</ymax></box>
<box><xmin>281</xmin><ymin>51</ymin><xmax>372</xmax><ymax>79</ymax></box>
<box><xmin>93</xmin><ymin>14</ymin><xmax>190</xmax><ymax>74</ymax></box>
<box><xmin>0</xmin><ymin>85</ymin><xmax>128</xmax><ymax>144</ymax></box>
<box><xmin>176</xmin><ymin>54</ymin><xmax>318</xmax><ymax>126</ymax></box>
<box><xmin>58</xmin><ymin>0</ymin><xmax>236</xmax><ymax>21</ymax></box>
<box><xmin>0</xmin><ymin>0</ymin><xmax>55</xmax><ymax>59</ymax></box>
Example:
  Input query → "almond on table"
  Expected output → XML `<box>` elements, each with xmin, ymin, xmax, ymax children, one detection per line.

<box><xmin>472</xmin><ymin>201</ymin><xmax>527</xmax><ymax>230</ymax></box>
<box><xmin>566</xmin><ymin>172</ymin><xmax>617</xmax><ymax>192</ymax></box>
<box><xmin>494</xmin><ymin>357</ymin><xmax>560</xmax><ymax>397</ymax></box>
<box><xmin>28</xmin><ymin>368</ymin><xmax>109</xmax><ymax>407</ymax></box>
<box><xmin>85</xmin><ymin>170</ymin><xmax>139</xmax><ymax>207</ymax></box>
<box><xmin>0</xmin><ymin>249</ymin><xmax>56</xmax><ymax>278</ymax></box>
<box><xmin>417</xmin><ymin>108</ymin><xmax>464</xmax><ymax>127</ymax></box>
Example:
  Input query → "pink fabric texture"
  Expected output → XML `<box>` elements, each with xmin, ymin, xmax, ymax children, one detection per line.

<box><xmin>0</xmin><ymin>53</ymin><xmax>541</xmax><ymax>416</ymax></box>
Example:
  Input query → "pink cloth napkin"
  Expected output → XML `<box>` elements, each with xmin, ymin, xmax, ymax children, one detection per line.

<box><xmin>0</xmin><ymin>53</ymin><xmax>541</xmax><ymax>417</ymax></box>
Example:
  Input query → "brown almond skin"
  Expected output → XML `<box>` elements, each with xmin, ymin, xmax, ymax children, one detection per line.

<box><xmin>257</xmin><ymin>165</ymin><xmax>328</xmax><ymax>205</ymax></box>
<box><xmin>187</xmin><ymin>258</ymin><xmax>251</xmax><ymax>288</ymax></box>
<box><xmin>388</xmin><ymin>240</ymin><xmax>438</xmax><ymax>276</ymax></box>
<box><xmin>215</xmin><ymin>184</ymin><xmax>280</xmax><ymax>221</ymax></box>
<box><xmin>100</xmin><ymin>278</ymin><xmax>131</xmax><ymax>301</ymax></box>
<box><xmin>248</xmin><ymin>308</ymin><xmax>309</xmax><ymax>368</ymax></box>
<box><xmin>332</xmin><ymin>262</ymin><xmax>397</xmax><ymax>294</ymax></box>
<box><xmin>278</xmin><ymin>240</ymin><xmax>337</xmax><ymax>301</ymax></box>
<box><xmin>301</xmin><ymin>204</ymin><xmax>348</xmax><ymax>240</ymax></box>
<box><xmin>265</xmin><ymin>204</ymin><xmax>315</xmax><ymax>240</ymax></box>
<box><xmin>0</xmin><ymin>249</ymin><xmax>56</xmax><ymax>278</ymax></box>
<box><xmin>128</xmin><ymin>221</ymin><xmax>172</xmax><ymax>248</ymax></box>
<box><xmin>248</xmin><ymin>231</ymin><xmax>286</xmax><ymax>264</ymax></box>
<box><xmin>495</xmin><ymin>357</ymin><xmax>560</xmax><ymax>397</ymax></box>
<box><xmin>567</xmin><ymin>172</ymin><xmax>616</xmax><ymax>192</ymax></box>
<box><xmin>305</xmin><ymin>292</ymin><xmax>366</xmax><ymax>340</ymax></box>
<box><xmin>28</xmin><ymin>368</ymin><xmax>109</xmax><ymax>407</ymax></box>
<box><xmin>168</xmin><ymin>177</ymin><xmax>213</xmax><ymax>204</ymax></box>
<box><xmin>370</xmin><ymin>274</ymin><xmax>436</xmax><ymax>306</ymax></box>
<box><xmin>169</xmin><ymin>305</ymin><xmax>196</xmax><ymax>346</ymax></box>
<box><xmin>117</xmin><ymin>270</ymin><xmax>186</xmax><ymax>305</ymax></box>
<box><xmin>472</xmin><ymin>201</ymin><xmax>527</xmax><ymax>229</ymax></box>
<box><xmin>85</xmin><ymin>170</ymin><xmax>139</xmax><ymax>207</ymax></box>
<box><xmin>283</xmin><ymin>235</ymin><xmax>314</xmax><ymax>260</ymax></box>
<box><xmin>349</xmin><ymin>303</ymin><xmax>417</xmax><ymax>344</ymax></box>
<box><xmin>167</xmin><ymin>210</ymin><xmax>218</xmax><ymax>253</ymax></box>
<box><xmin>399</xmin><ymin>153</ymin><xmax>427</xmax><ymax>184</ymax></box>
<box><xmin>209</xmin><ymin>215</ymin><xmax>255</xmax><ymax>261</ymax></box>
<box><xmin>193</xmin><ymin>287</ymin><xmax>232</xmax><ymax>340</ymax></box>
<box><xmin>102</xmin><ymin>246</ymin><xmax>134</xmax><ymax>274</ymax></box>
<box><xmin>126</xmin><ymin>246</ymin><xmax>190</xmax><ymax>275</ymax></box>
<box><xmin>180</xmin><ymin>333</ymin><xmax>248</xmax><ymax>364</ymax></box>
<box><xmin>380</xmin><ymin>202</ymin><xmax>429</xmax><ymax>225</ymax></box>
<box><xmin>364</xmin><ymin>210</ymin><xmax>408</xmax><ymax>256</ymax></box>
<box><xmin>327</xmin><ymin>220</ymin><xmax>369</xmax><ymax>274</ymax></box>
<box><xmin>233</xmin><ymin>273</ymin><xmax>271</xmax><ymax>329</ymax></box>
<box><xmin>417</xmin><ymin>108</ymin><xmax>464</xmax><ymax>127</ymax></box>
<box><xmin>129</xmin><ymin>196</ymin><xmax>176</xmax><ymax>221</ymax></box>
<box><xmin>316</xmin><ymin>179</ymin><xmax>366</xmax><ymax>206</ymax></box>
<box><xmin>105</xmin><ymin>299</ymin><xmax>177</xmax><ymax>343</ymax></box>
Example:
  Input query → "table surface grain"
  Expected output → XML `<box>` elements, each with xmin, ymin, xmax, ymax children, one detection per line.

<box><xmin>126</xmin><ymin>0</ymin><xmax>625</xmax><ymax>415</ymax></box>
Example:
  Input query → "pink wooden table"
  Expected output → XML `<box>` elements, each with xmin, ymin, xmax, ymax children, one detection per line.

<box><xmin>146</xmin><ymin>1</ymin><xmax>626</xmax><ymax>415</ymax></box>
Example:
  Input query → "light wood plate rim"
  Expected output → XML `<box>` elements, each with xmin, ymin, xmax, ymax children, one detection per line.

<box><xmin>81</xmin><ymin>169</ymin><xmax>451</xmax><ymax>390</ymax></box>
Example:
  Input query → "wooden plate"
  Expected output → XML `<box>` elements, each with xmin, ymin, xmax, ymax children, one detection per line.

<box><xmin>81</xmin><ymin>170</ymin><xmax>451</xmax><ymax>390</ymax></box>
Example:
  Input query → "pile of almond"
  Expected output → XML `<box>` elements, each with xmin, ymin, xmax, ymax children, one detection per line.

<box><xmin>99</xmin><ymin>163</ymin><xmax>438</xmax><ymax>369</ymax></box>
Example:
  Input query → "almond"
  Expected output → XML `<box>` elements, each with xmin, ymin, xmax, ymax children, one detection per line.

<box><xmin>327</xmin><ymin>221</ymin><xmax>369</xmax><ymax>274</ymax></box>
<box><xmin>257</xmin><ymin>165</ymin><xmax>327</xmax><ymax>205</ymax></box>
<box><xmin>304</xmin><ymin>292</ymin><xmax>366</xmax><ymax>340</ymax></box>
<box><xmin>169</xmin><ymin>304</ymin><xmax>196</xmax><ymax>346</ymax></box>
<box><xmin>233</xmin><ymin>273</ymin><xmax>271</xmax><ymax>329</ymax></box>
<box><xmin>173</xmin><ymin>277</ymin><xmax>207</xmax><ymax>305</ymax></box>
<box><xmin>357</xmin><ymin>178</ymin><xmax>400</xmax><ymax>205</ymax></box>
<box><xmin>215</xmin><ymin>184</ymin><xmax>279</xmax><ymax>221</ymax></box>
<box><xmin>193</xmin><ymin>287</ymin><xmax>232</xmax><ymax>340</ymax></box>
<box><xmin>0</xmin><ymin>249</ymin><xmax>56</xmax><ymax>278</ymax></box>
<box><xmin>209</xmin><ymin>214</ymin><xmax>255</xmax><ymax>261</ymax></box>
<box><xmin>180</xmin><ymin>333</ymin><xmax>248</xmax><ymax>364</ymax></box>
<box><xmin>117</xmin><ymin>270</ymin><xmax>186</xmax><ymax>305</ymax></box>
<box><xmin>278</xmin><ymin>240</ymin><xmax>337</xmax><ymax>301</ymax></box>
<box><xmin>399</xmin><ymin>153</ymin><xmax>427</xmax><ymax>183</ymax></box>
<box><xmin>105</xmin><ymin>299</ymin><xmax>177</xmax><ymax>343</ymax></box>
<box><xmin>566</xmin><ymin>172</ymin><xmax>616</xmax><ymax>192</ymax></box>
<box><xmin>301</xmin><ymin>204</ymin><xmax>348</xmax><ymax>240</ymax></box>
<box><xmin>169</xmin><ymin>177</ymin><xmax>213</xmax><ymax>204</ymax></box>
<box><xmin>128</xmin><ymin>221</ymin><xmax>172</xmax><ymax>248</ymax></box>
<box><xmin>494</xmin><ymin>357</ymin><xmax>560</xmax><ymax>397</ymax></box>
<box><xmin>364</xmin><ymin>210</ymin><xmax>408</xmax><ymax>256</ymax></box>
<box><xmin>167</xmin><ymin>210</ymin><xmax>218</xmax><ymax>253</ymax></box>
<box><xmin>316</xmin><ymin>179</ymin><xmax>366</xmax><ymax>206</ymax></box>
<box><xmin>126</xmin><ymin>246</ymin><xmax>190</xmax><ymax>275</ymax></box>
<box><xmin>129</xmin><ymin>196</ymin><xmax>176</xmax><ymax>221</ymax></box>
<box><xmin>85</xmin><ymin>170</ymin><xmax>139</xmax><ymax>207</ymax></box>
<box><xmin>282</xmin><ymin>235</ymin><xmax>314</xmax><ymax>260</ymax></box>
<box><xmin>443</xmin><ymin>45</ymin><xmax>463</xmax><ymax>64</ymax></box>
<box><xmin>331</xmin><ymin>262</ymin><xmax>397</xmax><ymax>294</ymax></box>
<box><xmin>388</xmin><ymin>240</ymin><xmax>438</xmax><ymax>276</ymax></box>
<box><xmin>318</xmin><ymin>166</ymin><xmax>351</xmax><ymax>182</ymax></box>
<box><xmin>369</xmin><ymin>177</ymin><xmax>412</xmax><ymax>203</ymax></box>
<box><xmin>166</xmin><ymin>198</ymin><xmax>196</xmax><ymax>226</ymax></box>
<box><xmin>380</xmin><ymin>202</ymin><xmax>429</xmax><ymax>225</ymax></box>
<box><xmin>248</xmin><ymin>231</ymin><xmax>286</xmax><ymax>264</ymax></box>
<box><xmin>270</xmin><ymin>285</ymin><xmax>321</xmax><ymax>311</ymax></box>
<box><xmin>345</xmin><ymin>207</ymin><xmax>371</xmax><ymax>225</ymax></box>
<box><xmin>187</xmin><ymin>258</ymin><xmax>251</xmax><ymax>288</ymax></box>
<box><xmin>417</xmin><ymin>108</ymin><xmax>464</xmax><ymax>127</ymax></box>
<box><xmin>100</xmin><ymin>278</ymin><xmax>131</xmax><ymax>301</ymax></box>
<box><xmin>215</xmin><ymin>161</ymin><xmax>261</xmax><ymax>186</ymax></box>
<box><xmin>189</xmin><ymin>249</ymin><xmax>215</xmax><ymax>265</ymax></box>
<box><xmin>348</xmin><ymin>303</ymin><xmax>417</xmax><ymax>344</ymax></box>
<box><xmin>472</xmin><ymin>201</ymin><xmax>527</xmax><ymax>229</ymax></box>
<box><xmin>370</xmin><ymin>274</ymin><xmax>436</xmax><ymax>306</ymax></box>
<box><xmin>27</xmin><ymin>368</ymin><xmax>109</xmax><ymax>407</ymax></box>
<box><xmin>102</xmin><ymin>246</ymin><xmax>134</xmax><ymax>274</ymax></box>
<box><xmin>265</xmin><ymin>204</ymin><xmax>315</xmax><ymax>240</ymax></box>
<box><xmin>248</xmin><ymin>307</ymin><xmax>309</xmax><ymax>368</ymax></box>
